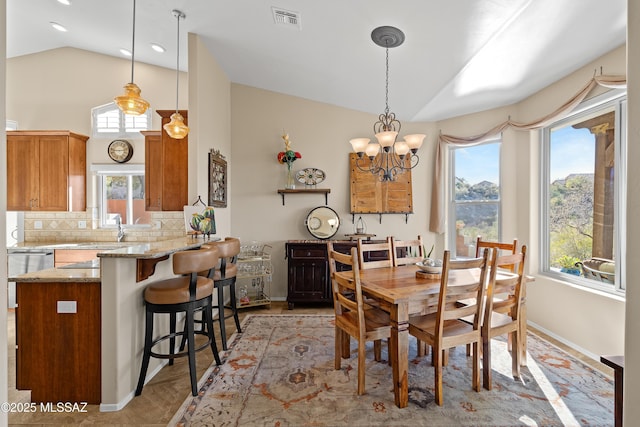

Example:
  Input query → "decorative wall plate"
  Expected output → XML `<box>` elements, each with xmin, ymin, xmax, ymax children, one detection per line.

<box><xmin>296</xmin><ymin>168</ymin><xmax>326</xmax><ymax>186</ymax></box>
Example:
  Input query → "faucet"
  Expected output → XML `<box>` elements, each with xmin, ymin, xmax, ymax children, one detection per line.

<box><xmin>115</xmin><ymin>214</ymin><xmax>125</xmax><ymax>242</ymax></box>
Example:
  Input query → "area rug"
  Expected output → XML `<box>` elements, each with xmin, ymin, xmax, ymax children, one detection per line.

<box><xmin>169</xmin><ymin>314</ymin><xmax>614</xmax><ymax>426</ymax></box>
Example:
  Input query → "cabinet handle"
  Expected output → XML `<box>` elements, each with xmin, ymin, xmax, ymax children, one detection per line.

<box><xmin>157</xmin><ymin>197</ymin><xmax>161</xmax><ymax>207</ymax></box>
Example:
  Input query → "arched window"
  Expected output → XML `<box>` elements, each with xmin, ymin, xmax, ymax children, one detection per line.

<box><xmin>91</xmin><ymin>102</ymin><xmax>151</xmax><ymax>138</ymax></box>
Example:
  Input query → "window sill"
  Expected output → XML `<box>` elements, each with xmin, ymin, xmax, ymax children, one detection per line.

<box><xmin>540</xmin><ymin>271</ymin><xmax>625</xmax><ymax>302</ymax></box>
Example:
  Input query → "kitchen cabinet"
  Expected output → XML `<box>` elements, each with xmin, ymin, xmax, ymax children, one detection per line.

<box><xmin>142</xmin><ymin>110</ymin><xmax>188</xmax><ymax>211</ymax></box>
<box><xmin>7</xmin><ymin>131</ymin><xmax>88</xmax><ymax>211</ymax></box>
<box><xmin>16</xmin><ymin>280</ymin><xmax>101</xmax><ymax>403</ymax></box>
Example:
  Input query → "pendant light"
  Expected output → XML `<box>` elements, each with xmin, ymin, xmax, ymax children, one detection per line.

<box><xmin>114</xmin><ymin>0</ymin><xmax>149</xmax><ymax>115</ymax></box>
<box><xmin>163</xmin><ymin>9</ymin><xmax>189</xmax><ymax>139</ymax></box>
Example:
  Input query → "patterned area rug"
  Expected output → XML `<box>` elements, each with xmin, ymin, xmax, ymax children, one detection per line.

<box><xmin>169</xmin><ymin>314</ymin><xmax>614</xmax><ymax>426</ymax></box>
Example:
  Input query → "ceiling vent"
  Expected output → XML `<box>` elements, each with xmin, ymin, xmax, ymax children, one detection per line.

<box><xmin>272</xmin><ymin>7</ymin><xmax>301</xmax><ymax>29</ymax></box>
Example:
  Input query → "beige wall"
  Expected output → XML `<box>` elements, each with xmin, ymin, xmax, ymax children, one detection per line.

<box><xmin>435</xmin><ymin>45</ymin><xmax>627</xmax><ymax>358</ymax></box>
<box><xmin>188</xmin><ymin>33</ymin><xmax>232</xmax><ymax>237</ymax></box>
<box><xmin>229</xmin><ymin>84</ymin><xmax>437</xmax><ymax>300</ymax></box>
<box><xmin>626</xmin><ymin>0</ymin><xmax>639</xmax><ymax>421</ymax></box>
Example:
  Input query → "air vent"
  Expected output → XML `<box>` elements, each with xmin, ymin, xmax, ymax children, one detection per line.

<box><xmin>272</xmin><ymin>7</ymin><xmax>301</xmax><ymax>29</ymax></box>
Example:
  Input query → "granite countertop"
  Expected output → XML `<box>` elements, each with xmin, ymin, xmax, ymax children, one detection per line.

<box><xmin>9</xmin><ymin>236</ymin><xmax>219</xmax><ymax>283</ymax></box>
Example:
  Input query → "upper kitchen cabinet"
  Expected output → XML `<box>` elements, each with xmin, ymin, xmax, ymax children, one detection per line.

<box><xmin>142</xmin><ymin>110</ymin><xmax>188</xmax><ymax>211</ymax></box>
<box><xmin>7</xmin><ymin>131</ymin><xmax>88</xmax><ymax>212</ymax></box>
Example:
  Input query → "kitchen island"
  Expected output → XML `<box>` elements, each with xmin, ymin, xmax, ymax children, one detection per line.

<box><xmin>9</xmin><ymin>236</ymin><xmax>215</xmax><ymax>411</ymax></box>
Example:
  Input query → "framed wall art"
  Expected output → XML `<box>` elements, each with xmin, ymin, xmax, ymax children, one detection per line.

<box><xmin>209</xmin><ymin>149</ymin><xmax>227</xmax><ymax>207</ymax></box>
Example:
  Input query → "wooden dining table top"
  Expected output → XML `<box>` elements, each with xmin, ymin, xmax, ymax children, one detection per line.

<box><xmin>337</xmin><ymin>264</ymin><xmax>519</xmax><ymax>304</ymax></box>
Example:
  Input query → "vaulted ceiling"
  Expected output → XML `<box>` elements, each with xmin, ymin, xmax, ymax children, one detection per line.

<box><xmin>7</xmin><ymin>0</ymin><xmax>627</xmax><ymax>121</ymax></box>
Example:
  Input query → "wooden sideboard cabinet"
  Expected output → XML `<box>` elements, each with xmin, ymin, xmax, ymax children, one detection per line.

<box><xmin>286</xmin><ymin>240</ymin><xmax>391</xmax><ymax>309</ymax></box>
<box><xmin>142</xmin><ymin>111</ymin><xmax>188</xmax><ymax>211</ymax></box>
<box><xmin>7</xmin><ymin>130</ymin><xmax>88</xmax><ymax>211</ymax></box>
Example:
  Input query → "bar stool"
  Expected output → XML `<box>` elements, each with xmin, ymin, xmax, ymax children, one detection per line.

<box><xmin>203</xmin><ymin>237</ymin><xmax>242</xmax><ymax>350</ymax></box>
<box><xmin>135</xmin><ymin>245</ymin><xmax>222</xmax><ymax>397</ymax></box>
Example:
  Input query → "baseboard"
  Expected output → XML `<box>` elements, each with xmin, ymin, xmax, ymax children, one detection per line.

<box><xmin>528</xmin><ymin>320</ymin><xmax>600</xmax><ymax>362</ymax></box>
<box><xmin>99</xmin><ymin>360</ymin><xmax>168</xmax><ymax>412</ymax></box>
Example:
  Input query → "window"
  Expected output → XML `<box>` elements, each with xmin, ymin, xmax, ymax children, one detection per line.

<box><xmin>542</xmin><ymin>89</ymin><xmax>626</xmax><ymax>293</ymax></box>
<box><xmin>91</xmin><ymin>164</ymin><xmax>150</xmax><ymax>227</ymax></box>
<box><xmin>449</xmin><ymin>139</ymin><xmax>501</xmax><ymax>258</ymax></box>
<box><xmin>91</xmin><ymin>102</ymin><xmax>151</xmax><ymax>138</ymax></box>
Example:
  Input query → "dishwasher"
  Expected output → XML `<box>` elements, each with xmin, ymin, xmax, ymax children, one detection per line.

<box><xmin>7</xmin><ymin>249</ymin><xmax>54</xmax><ymax>308</ymax></box>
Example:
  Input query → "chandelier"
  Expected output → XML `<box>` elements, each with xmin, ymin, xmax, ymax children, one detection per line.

<box><xmin>350</xmin><ymin>26</ymin><xmax>425</xmax><ymax>182</ymax></box>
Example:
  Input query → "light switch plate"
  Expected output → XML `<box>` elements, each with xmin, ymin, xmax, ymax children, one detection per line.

<box><xmin>78</xmin><ymin>220</ymin><xmax>87</xmax><ymax>229</ymax></box>
<box><xmin>57</xmin><ymin>301</ymin><xmax>77</xmax><ymax>314</ymax></box>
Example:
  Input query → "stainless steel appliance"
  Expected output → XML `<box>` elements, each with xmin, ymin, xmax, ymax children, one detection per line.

<box><xmin>7</xmin><ymin>248</ymin><xmax>54</xmax><ymax>308</ymax></box>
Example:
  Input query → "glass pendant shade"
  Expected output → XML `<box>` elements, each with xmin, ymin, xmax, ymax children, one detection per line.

<box><xmin>114</xmin><ymin>82</ymin><xmax>149</xmax><ymax>116</ymax></box>
<box><xmin>163</xmin><ymin>112</ymin><xmax>189</xmax><ymax>139</ymax></box>
<box><xmin>375</xmin><ymin>131</ymin><xmax>398</xmax><ymax>149</ymax></box>
<box><xmin>115</xmin><ymin>0</ymin><xmax>148</xmax><ymax>116</ymax></box>
<box><xmin>350</xmin><ymin>138</ymin><xmax>370</xmax><ymax>154</ymax></box>
<box><xmin>394</xmin><ymin>141</ymin><xmax>410</xmax><ymax>156</ymax></box>
<box><xmin>365</xmin><ymin>143</ymin><xmax>381</xmax><ymax>158</ymax></box>
<box><xmin>404</xmin><ymin>133</ymin><xmax>426</xmax><ymax>151</ymax></box>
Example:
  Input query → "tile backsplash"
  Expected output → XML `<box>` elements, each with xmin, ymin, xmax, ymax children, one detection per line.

<box><xmin>23</xmin><ymin>211</ymin><xmax>186</xmax><ymax>243</ymax></box>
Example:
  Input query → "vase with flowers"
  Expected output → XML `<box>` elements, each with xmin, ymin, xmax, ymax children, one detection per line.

<box><xmin>277</xmin><ymin>132</ymin><xmax>302</xmax><ymax>189</ymax></box>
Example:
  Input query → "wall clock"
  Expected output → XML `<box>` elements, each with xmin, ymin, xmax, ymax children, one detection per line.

<box><xmin>108</xmin><ymin>139</ymin><xmax>134</xmax><ymax>163</ymax></box>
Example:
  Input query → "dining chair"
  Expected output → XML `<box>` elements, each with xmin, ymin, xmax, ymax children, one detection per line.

<box><xmin>328</xmin><ymin>243</ymin><xmax>392</xmax><ymax>395</ymax></box>
<box><xmin>475</xmin><ymin>236</ymin><xmax>518</xmax><ymax>272</ymax></box>
<box><xmin>481</xmin><ymin>245</ymin><xmax>527</xmax><ymax>390</ymax></box>
<box><xmin>357</xmin><ymin>237</ymin><xmax>393</xmax><ymax>270</ymax></box>
<box><xmin>390</xmin><ymin>235</ymin><xmax>425</xmax><ymax>266</ymax></box>
<box><xmin>408</xmin><ymin>248</ymin><xmax>495</xmax><ymax>406</ymax></box>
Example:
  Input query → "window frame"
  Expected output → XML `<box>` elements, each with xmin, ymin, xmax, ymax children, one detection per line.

<box><xmin>540</xmin><ymin>88</ymin><xmax>626</xmax><ymax>294</ymax></box>
<box><xmin>448</xmin><ymin>137</ymin><xmax>502</xmax><ymax>258</ymax></box>
<box><xmin>91</xmin><ymin>101</ymin><xmax>151</xmax><ymax>138</ymax></box>
<box><xmin>91</xmin><ymin>163</ymin><xmax>150</xmax><ymax>229</ymax></box>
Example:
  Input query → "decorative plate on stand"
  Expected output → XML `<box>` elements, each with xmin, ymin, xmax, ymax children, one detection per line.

<box><xmin>296</xmin><ymin>168</ymin><xmax>326</xmax><ymax>186</ymax></box>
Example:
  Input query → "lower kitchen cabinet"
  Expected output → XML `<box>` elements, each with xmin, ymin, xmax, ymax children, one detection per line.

<box><xmin>16</xmin><ymin>281</ymin><xmax>101</xmax><ymax>403</ymax></box>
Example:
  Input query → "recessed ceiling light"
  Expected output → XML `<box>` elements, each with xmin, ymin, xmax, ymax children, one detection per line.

<box><xmin>50</xmin><ymin>22</ymin><xmax>67</xmax><ymax>32</ymax></box>
<box><xmin>120</xmin><ymin>48</ymin><xmax>132</xmax><ymax>57</ymax></box>
<box><xmin>57</xmin><ymin>0</ymin><xmax>71</xmax><ymax>5</ymax></box>
<box><xmin>150</xmin><ymin>43</ymin><xmax>165</xmax><ymax>53</ymax></box>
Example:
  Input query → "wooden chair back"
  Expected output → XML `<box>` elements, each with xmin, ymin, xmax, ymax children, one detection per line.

<box><xmin>329</xmin><ymin>245</ymin><xmax>365</xmax><ymax>335</ymax></box>
<box><xmin>481</xmin><ymin>245</ymin><xmax>527</xmax><ymax>390</ymax></box>
<box><xmin>357</xmin><ymin>237</ymin><xmax>393</xmax><ymax>270</ymax></box>
<box><xmin>475</xmin><ymin>236</ymin><xmax>518</xmax><ymax>272</ymax></box>
<box><xmin>390</xmin><ymin>235</ymin><xmax>425</xmax><ymax>266</ymax></box>
<box><xmin>436</xmin><ymin>248</ymin><xmax>493</xmax><ymax>334</ymax></box>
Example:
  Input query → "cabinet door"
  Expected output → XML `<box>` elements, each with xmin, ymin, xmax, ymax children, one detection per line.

<box><xmin>144</xmin><ymin>132</ymin><xmax>163</xmax><ymax>210</ymax></box>
<box><xmin>286</xmin><ymin>244</ymin><xmax>331</xmax><ymax>304</ymax></box>
<box><xmin>288</xmin><ymin>259</ymin><xmax>328</xmax><ymax>300</ymax></box>
<box><xmin>37</xmin><ymin>135</ymin><xmax>69</xmax><ymax>211</ymax></box>
<box><xmin>161</xmin><ymin>136</ymin><xmax>188</xmax><ymax>210</ymax></box>
<box><xmin>7</xmin><ymin>135</ymin><xmax>39</xmax><ymax>210</ymax></box>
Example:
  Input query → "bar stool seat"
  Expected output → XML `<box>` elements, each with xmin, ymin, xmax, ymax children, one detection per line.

<box><xmin>135</xmin><ymin>246</ymin><xmax>222</xmax><ymax>397</ymax></box>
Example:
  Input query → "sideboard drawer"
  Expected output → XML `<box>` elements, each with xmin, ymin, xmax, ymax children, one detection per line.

<box><xmin>289</xmin><ymin>246</ymin><xmax>326</xmax><ymax>259</ymax></box>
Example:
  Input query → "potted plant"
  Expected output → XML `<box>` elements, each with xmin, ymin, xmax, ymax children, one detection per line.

<box><xmin>557</xmin><ymin>255</ymin><xmax>581</xmax><ymax>276</ymax></box>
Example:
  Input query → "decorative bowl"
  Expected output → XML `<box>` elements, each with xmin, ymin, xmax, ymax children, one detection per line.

<box><xmin>416</xmin><ymin>259</ymin><xmax>443</xmax><ymax>274</ymax></box>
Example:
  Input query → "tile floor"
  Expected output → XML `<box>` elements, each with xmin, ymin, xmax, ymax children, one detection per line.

<box><xmin>5</xmin><ymin>302</ymin><xmax>613</xmax><ymax>426</ymax></box>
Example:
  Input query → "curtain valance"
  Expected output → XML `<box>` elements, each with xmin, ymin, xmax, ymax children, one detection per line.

<box><xmin>429</xmin><ymin>74</ymin><xmax>627</xmax><ymax>234</ymax></box>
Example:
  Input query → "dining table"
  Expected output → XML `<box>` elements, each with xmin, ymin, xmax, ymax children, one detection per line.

<box><xmin>335</xmin><ymin>264</ymin><xmax>525</xmax><ymax>409</ymax></box>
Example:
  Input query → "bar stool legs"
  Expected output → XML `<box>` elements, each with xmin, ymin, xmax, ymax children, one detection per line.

<box><xmin>214</xmin><ymin>278</ymin><xmax>242</xmax><ymax>350</ymax></box>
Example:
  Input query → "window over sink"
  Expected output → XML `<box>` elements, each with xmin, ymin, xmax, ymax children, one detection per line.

<box><xmin>91</xmin><ymin>164</ymin><xmax>150</xmax><ymax>227</ymax></box>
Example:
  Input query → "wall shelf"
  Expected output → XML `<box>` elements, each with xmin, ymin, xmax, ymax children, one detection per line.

<box><xmin>277</xmin><ymin>188</ymin><xmax>330</xmax><ymax>205</ymax></box>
